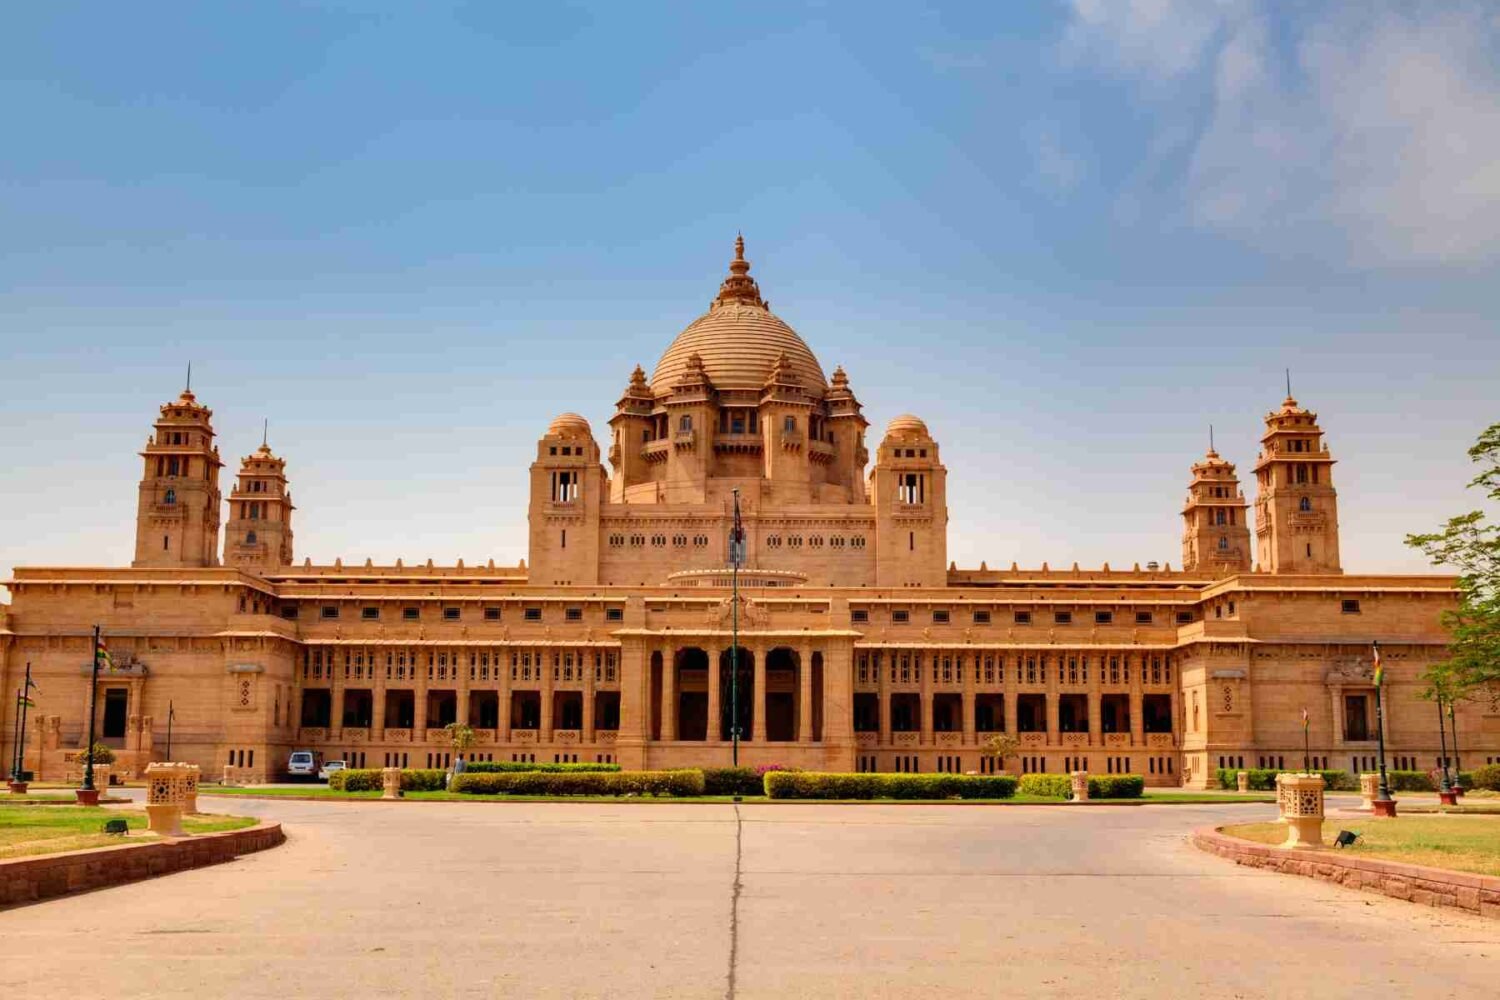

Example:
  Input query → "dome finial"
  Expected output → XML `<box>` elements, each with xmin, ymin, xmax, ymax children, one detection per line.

<box><xmin>715</xmin><ymin>233</ymin><xmax>764</xmax><ymax>307</ymax></box>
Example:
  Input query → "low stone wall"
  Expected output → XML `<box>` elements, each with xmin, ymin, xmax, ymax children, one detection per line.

<box><xmin>0</xmin><ymin>820</ymin><xmax>285</xmax><ymax>909</ymax></box>
<box><xmin>1193</xmin><ymin>826</ymin><xmax>1500</xmax><ymax>919</ymax></box>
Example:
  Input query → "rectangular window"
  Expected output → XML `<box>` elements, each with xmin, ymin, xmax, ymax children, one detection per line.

<box><xmin>1176</xmin><ymin>611</ymin><xmax>1193</xmax><ymax>624</ymax></box>
<box><xmin>931</xmin><ymin>610</ymin><xmax>950</xmax><ymax>624</ymax></box>
<box><xmin>361</xmin><ymin>607</ymin><xmax>379</xmax><ymax>621</ymax></box>
<box><xmin>851</xmin><ymin>609</ymin><xmax>870</xmax><ymax>624</ymax></box>
<box><xmin>1053</xmin><ymin>611</ymin><xmax>1072</xmax><ymax>625</ymax></box>
<box><xmin>565</xmin><ymin>607</ymin><xmax>583</xmax><ymax>622</ymax></box>
<box><xmin>1094</xmin><ymin>611</ymin><xmax>1113</xmax><ymax>625</ymax></box>
<box><xmin>321</xmin><ymin>605</ymin><xmax>339</xmax><ymax>619</ymax></box>
<box><xmin>1013</xmin><ymin>611</ymin><xmax>1032</xmax><ymax>625</ymax></box>
<box><xmin>442</xmin><ymin>607</ymin><xmax>461</xmax><ymax>621</ymax></box>
<box><xmin>972</xmin><ymin>610</ymin><xmax>990</xmax><ymax>624</ymax></box>
<box><xmin>605</xmin><ymin>607</ymin><xmax>623</xmax><ymax>622</ymax></box>
<box><xmin>892</xmin><ymin>610</ymin><xmax>910</xmax><ymax>624</ymax></box>
<box><xmin>402</xmin><ymin>607</ymin><xmax>420</xmax><ymax>621</ymax></box>
<box><xmin>280</xmin><ymin>606</ymin><xmax>298</xmax><ymax>620</ymax></box>
<box><xmin>1135</xmin><ymin>611</ymin><xmax>1153</xmax><ymax>625</ymax></box>
<box><xmin>1341</xmin><ymin>599</ymin><xmax>1361</xmax><ymax>614</ymax></box>
<box><xmin>483</xmin><ymin>607</ymin><xmax>501</xmax><ymax>621</ymax></box>
<box><xmin>524</xmin><ymin>608</ymin><xmax>543</xmax><ymax>622</ymax></box>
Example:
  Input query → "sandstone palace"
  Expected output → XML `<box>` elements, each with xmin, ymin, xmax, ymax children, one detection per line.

<box><xmin>4</xmin><ymin>239</ymin><xmax>1493</xmax><ymax>787</ymax></box>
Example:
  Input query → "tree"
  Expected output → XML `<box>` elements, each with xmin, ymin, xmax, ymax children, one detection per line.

<box><xmin>444</xmin><ymin>722</ymin><xmax>477</xmax><ymax>762</ymax></box>
<box><xmin>980</xmin><ymin>733</ymin><xmax>1021</xmax><ymax>773</ymax></box>
<box><xmin>77</xmin><ymin>742</ymin><xmax>116</xmax><ymax>765</ymax></box>
<box><xmin>1407</xmin><ymin>422</ymin><xmax>1500</xmax><ymax>704</ymax></box>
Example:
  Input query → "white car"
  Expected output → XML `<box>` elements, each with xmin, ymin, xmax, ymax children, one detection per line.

<box><xmin>288</xmin><ymin>749</ymin><xmax>321</xmax><ymax>780</ymax></box>
<box><xmin>318</xmin><ymin>760</ymin><xmax>347</xmax><ymax>782</ymax></box>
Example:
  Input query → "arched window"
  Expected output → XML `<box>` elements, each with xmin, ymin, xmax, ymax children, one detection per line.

<box><xmin>783</xmin><ymin>415</ymin><xmax>796</xmax><ymax>432</ymax></box>
<box><xmin>678</xmin><ymin>414</ymin><xmax>692</xmax><ymax>432</ymax></box>
<box><xmin>246</xmin><ymin>530</ymin><xmax>258</xmax><ymax>545</ymax></box>
<box><xmin>163</xmin><ymin>488</ymin><xmax>176</xmax><ymax>505</ymax></box>
<box><xmin>1299</xmin><ymin>496</ymin><xmax>1312</xmax><ymax>512</ymax></box>
<box><xmin>1218</xmin><ymin>536</ymin><xmax>1228</xmax><ymax>550</ymax></box>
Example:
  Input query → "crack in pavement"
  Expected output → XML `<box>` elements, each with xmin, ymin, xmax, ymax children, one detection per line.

<box><xmin>725</xmin><ymin>802</ymin><xmax>744</xmax><ymax>1000</ymax></box>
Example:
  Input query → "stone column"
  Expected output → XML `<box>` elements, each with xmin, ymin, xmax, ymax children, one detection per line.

<box><xmin>820</xmin><ymin>636</ymin><xmax>857</xmax><ymax>771</ymax></box>
<box><xmin>752</xmin><ymin>644</ymin><xmax>768</xmax><ymax>743</ymax></box>
<box><xmin>457</xmin><ymin>648</ymin><xmax>472</xmax><ymax>733</ymax></box>
<box><xmin>661</xmin><ymin>648</ymin><xmax>677</xmax><ymax>742</ymax></box>
<box><xmin>412</xmin><ymin>667</ymin><xmax>428</xmax><ymax>739</ymax></box>
<box><xmin>961</xmin><ymin>652</ymin><xmax>976</xmax><ymax>746</ymax></box>
<box><xmin>372</xmin><ymin>652</ymin><xmax>388</xmax><ymax>735</ymax></box>
<box><xmin>707</xmin><ymin>648</ymin><xmax>722</xmax><ymax>743</ymax></box>
<box><xmin>613</xmin><ymin>634</ymin><xmax>650</xmax><ymax>770</ymax></box>
<box><xmin>541</xmin><ymin>647</ymin><xmax>555</xmax><ymax>742</ymax></box>
<box><xmin>919</xmin><ymin>651</ymin><xmax>933</xmax><ymax>746</ymax></box>
<box><xmin>1004</xmin><ymin>685</ymin><xmax>1019</xmax><ymax>738</ymax></box>
<box><xmin>877</xmin><ymin>651</ymin><xmax>891</xmax><ymax>745</ymax></box>
<box><xmin>584</xmin><ymin>647</ymin><xmax>598</xmax><ymax>744</ymax></box>
<box><xmin>1128</xmin><ymin>661</ymin><xmax>1144</xmax><ymax>748</ymax></box>
<box><xmin>798</xmin><ymin>643</ymin><xmax>814</xmax><ymax>744</ymax></box>
<box><xmin>498</xmin><ymin>647</ymin><xmax>513</xmax><ymax>742</ymax></box>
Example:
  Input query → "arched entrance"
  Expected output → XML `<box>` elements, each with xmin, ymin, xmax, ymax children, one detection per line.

<box><xmin>718</xmin><ymin>647</ymin><xmax>754</xmax><ymax>742</ymax></box>
<box><xmin>675</xmin><ymin>647</ymin><xmax>710</xmax><ymax>741</ymax></box>
<box><xmin>764</xmin><ymin>647</ymin><xmax>800</xmax><ymax>742</ymax></box>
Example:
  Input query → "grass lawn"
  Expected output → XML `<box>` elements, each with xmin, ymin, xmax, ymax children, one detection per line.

<box><xmin>198</xmin><ymin>785</ymin><xmax>1272</xmax><ymax>805</ymax></box>
<box><xmin>0</xmin><ymin>805</ymin><xmax>256</xmax><ymax>860</ymax></box>
<box><xmin>1221</xmin><ymin>815</ymin><xmax>1500</xmax><ymax>877</ymax></box>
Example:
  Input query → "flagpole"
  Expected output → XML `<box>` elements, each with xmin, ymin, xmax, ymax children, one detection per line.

<box><xmin>13</xmin><ymin>663</ymin><xmax>34</xmax><ymax>783</ymax></box>
<box><xmin>1302</xmin><ymin>709</ymin><xmax>1310</xmax><ymax>774</ymax></box>
<box><xmin>10</xmin><ymin>690</ymin><xmax>20</xmax><ymax>781</ymax></box>
<box><xmin>83</xmin><ymin>625</ymin><xmax>101</xmax><ymax>795</ymax></box>
<box><xmin>730</xmin><ymin>488</ymin><xmax>741</xmax><ymax>769</ymax></box>
<box><xmin>1372</xmin><ymin>640</ymin><xmax>1395</xmax><ymax>815</ymax></box>
<box><xmin>1436</xmin><ymin>695</ymin><xmax>1453</xmax><ymax>794</ymax></box>
<box><xmin>166</xmin><ymin>700</ymin><xmax>175</xmax><ymax>760</ymax></box>
<box><xmin>1449</xmin><ymin>702</ymin><xmax>1462</xmax><ymax>785</ymax></box>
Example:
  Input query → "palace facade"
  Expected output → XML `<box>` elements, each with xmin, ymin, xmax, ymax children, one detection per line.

<box><xmin>3</xmin><ymin>239</ymin><xmax>1492</xmax><ymax>787</ymax></box>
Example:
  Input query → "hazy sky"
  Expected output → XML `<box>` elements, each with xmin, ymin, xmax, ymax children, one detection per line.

<box><xmin>3</xmin><ymin>2</ymin><xmax>1497</xmax><ymax>595</ymax></box>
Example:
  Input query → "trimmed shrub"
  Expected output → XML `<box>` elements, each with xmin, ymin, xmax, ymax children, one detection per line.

<box><xmin>762</xmin><ymin>772</ymin><xmax>1018</xmax><ymax>800</ymax></box>
<box><xmin>452</xmin><ymin>769</ymin><xmax>705</xmax><ymax>797</ymax></box>
<box><xmin>1214</xmin><ymin>768</ymin><xmax>1355</xmax><ymax>792</ymax></box>
<box><xmin>329</xmin><ymin>768</ymin><xmax>446</xmax><ymax>792</ymax></box>
<box><xmin>401</xmin><ymin>769</ymin><xmax>447</xmax><ymax>792</ymax></box>
<box><xmin>464</xmin><ymin>761</ymin><xmax>622</xmax><ymax>774</ymax></box>
<box><xmin>1087</xmin><ymin>774</ymin><xmax>1145</xmax><ymax>799</ymax></box>
<box><xmin>700</xmin><ymin>767</ymin><xmax>765</xmax><ymax>796</ymax></box>
<box><xmin>1469</xmin><ymin>764</ymin><xmax>1500</xmax><ymax>792</ymax></box>
<box><xmin>1017</xmin><ymin>773</ymin><xmax>1073</xmax><ymax>798</ymax></box>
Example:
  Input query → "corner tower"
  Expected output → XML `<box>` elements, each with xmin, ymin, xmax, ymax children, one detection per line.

<box><xmin>870</xmin><ymin>415</ymin><xmax>947</xmax><ymax>587</ymax></box>
<box><xmin>1181</xmin><ymin>438</ymin><xmax>1251</xmax><ymax>576</ymax></box>
<box><xmin>132</xmin><ymin>383</ymin><xmax>223</xmax><ymax>567</ymax></box>
<box><xmin>1253</xmin><ymin>392</ymin><xmax>1341</xmax><ymax>574</ymax></box>
<box><xmin>224</xmin><ymin>430</ymin><xmax>294</xmax><ymax>572</ymax></box>
<box><xmin>528</xmin><ymin>413</ymin><xmax>607</xmax><ymax>586</ymax></box>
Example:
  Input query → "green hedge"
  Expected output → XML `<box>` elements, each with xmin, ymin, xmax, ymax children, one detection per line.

<box><xmin>1087</xmin><ymin>775</ymin><xmax>1145</xmax><ymax>799</ymax></box>
<box><xmin>762</xmin><ymin>772</ymin><xmax>1018</xmax><ymax>800</ymax></box>
<box><xmin>329</xmin><ymin>768</ymin><xmax>446</xmax><ymax>792</ymax></box>
<box><xmin>1470</xmin><ymin>764</ymin><xmax>1500</xmax><ymax>792</ymax></box>
<box><xmin>452</xmin><ymin>769</ymin><xmax>705</xmax><ymax>797</ymax></box>
<box><xmin>1214</xmin><ymin>768</ymin><xmax>1356</xmax><ymax>792</ymax></box>
<box><xmin>463</xmin><ymin>761</ymin><xmax>622</xmax><ymax>774</ymax></box>
<box><xmin>700</xmin><ymin>767</ymin><xmax>765</xmax><ymax>796</ymax></box>
<box><xmin>1017</xmin><ymin>774</ymin><xmax>1073</xmax><ymax>798</ymax></box>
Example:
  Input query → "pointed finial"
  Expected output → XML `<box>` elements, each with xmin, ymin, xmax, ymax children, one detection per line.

<box><xmin>186</xmin><ymin>361</ymin><xmax>192</xmax><ymax>392</ymax></box>
<box><xmin>262</xmin><ymin>418</ymin><xmax>269</xmax><ymax>448</ymax></box>
<box><xmin>1285</xmin><ymin>368</ymin><xmax>1291</xmax><ymax>398</ymax></box>
<box><xmin>1209</xmin><ymin>423</ymin><xmax>1214</xmax><ymax>452</ymax></box>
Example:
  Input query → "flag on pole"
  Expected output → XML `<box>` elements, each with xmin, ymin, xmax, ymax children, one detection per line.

<box><xmin>17</xmin><ymin>694</ymin><xmax>35</xmax><ymax>710</ymax></box>
<box><xmin>729</xmin><ymin>494</ymin><xmax>745</xmax><ymax>568</ymax></box>
<box><xmin>1371</xmin><ymin>642</ymin><xmax>1383</xmax><ymax>688</ymax></box>
<box><xmin>96</xmin><ymin>638</ymin><xmax>114</xmax><ymax>671</ymax></box>
<box><xmin>25</xmin><ymin>674</ymin><xmax>39</xmax><ymax>693</ymax></box>
<box><xmin>1301</xmin><ymin>708</ymin><xmax>1309</xmax><ymax>731</ymax></box>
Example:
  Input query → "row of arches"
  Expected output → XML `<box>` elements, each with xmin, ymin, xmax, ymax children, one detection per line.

<box><xmin>648</xmin><ymin>646</ymin><xmax>824</xmax><ymax>743</ymax></box>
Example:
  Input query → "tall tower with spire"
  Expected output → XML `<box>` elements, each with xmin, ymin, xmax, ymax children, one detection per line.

<box><xmin>1253</xmin><ymin>388</ymin><xmax>1342</xmax><ymax>574</ymax></box>
<box><xmin>132</xmin><ymin>379</ymin><xmax>223</xmax><ymax>567</ymax></box>
<box><xmin>1181</xmin><ymin>431</ymin><xmax>1251</xmax><ymax>575</ymax></box>
<box><xmin>224</xmin><ymin>424</ymin><xmax>295</xmax><ymax>572</ymax></box>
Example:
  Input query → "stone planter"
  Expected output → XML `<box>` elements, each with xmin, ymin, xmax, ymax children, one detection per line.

<box><xmin>145</xmin><ymin>762</ymin><xmax>192</xmax><ymax>837</ymax></box>
<box><xmin>7</xmin><ymin>781</ymin><xmax>27</xmax><ymax>795</ymax></box>
<box><xmin>1236</xmin><ymin>770</ymin><xmax>1249</xmax><ymax>793</ymax></box>
<box><xmin>74</xmin><ymin>788</ymin><xmax>101</xmax><ymax>806</ymax></box>
<box><xmin>1070</xmin><ymin>771</ymin><xmax>1089</xmax><ymax>802</ymax></box>
<box><xmin>1358</xmin><ymin>773</ymin><xmax>1378</xmax><ymax>811</ymax></box>
<box><xmin>381</xmin><ymin>766</ymin><xmax>403</xmax><ymax>800</ymax></box>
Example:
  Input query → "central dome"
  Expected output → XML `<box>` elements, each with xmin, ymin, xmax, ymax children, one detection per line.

<box><xmin>650</xmin><ymin>238</ymin><xmax>827</xmax><ymax>397</ymax></box>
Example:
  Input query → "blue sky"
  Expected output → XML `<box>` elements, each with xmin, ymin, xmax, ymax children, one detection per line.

<box><xmin>3</xmin><ymin>1</ymin><xmax>1497</xmax><ymax>591</ymax></box>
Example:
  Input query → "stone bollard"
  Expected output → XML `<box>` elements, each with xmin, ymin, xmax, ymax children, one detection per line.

<box><xmin>1275</xmin><ymin>772</ymin><xmax>1325</xmax><ymax>849</ymax></box>
<box><xmin>145</xmin><ymin>762</ymin><xmax>190</xmax><ymax>837</ymax></box>
<box><xmin>220</xmin><ymin>764</ymin><xmax>239</xmax><ymax>787</ymax></box>
<box><xmin>182</xmin><ymin>763</ymin><xmax>201</xmax><ymax>814</ymax></box>
<box><xmin>381</xmin><ymin>766</ymin><xmax>403</xmax><ymax>800</ymax></box>
<box><xmin>1236</xmin><ymin>770</ymin><xmax>1249</xmax><ymax>794</ymax></box>
<box><xmin>1358</xmin><ymin>772</ymin><xmax>1378</xmax><ymax>811</ymax></box>
<box><xmin>1070</xmin><ymin>771</ymin><xmax>1089</xmax><ymax>802</ymax></box>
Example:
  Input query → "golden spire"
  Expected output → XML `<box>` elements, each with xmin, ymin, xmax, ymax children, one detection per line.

<box><xmin>714</xmin><ymin>233</ymin><xmax>765</xmax><ymax>308</ymax></box>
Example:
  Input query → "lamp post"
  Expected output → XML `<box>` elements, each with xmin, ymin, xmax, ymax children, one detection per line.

<box><xmin>165</xmin><ymin>700</ymin><xmax>175</xmax><ymax>760</ymax></box>
<box><xmin>1436</xmin><ymin>695</ymin><xmax>1453</xmax><ymax>794</ymax></box>
<box><xmin>1371</xmin><ymin>640</ymin><xmax>1396</xmax><ymax>817</ymax></box>
<box><xmin>79</xmin><ymin>625</ymin><xmax>102</xmax><ymax>805</ymax></box>
<box><xmin>1449</xmin><ymin>701</ymin><xmax>1463</xmax><ymax>792</ymax></box>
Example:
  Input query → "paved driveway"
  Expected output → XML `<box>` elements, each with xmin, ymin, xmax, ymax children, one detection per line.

<box><xmin>1</xmin><ymin>797</ymin><xmax>1496</xmax><ymax>998</ymax></box>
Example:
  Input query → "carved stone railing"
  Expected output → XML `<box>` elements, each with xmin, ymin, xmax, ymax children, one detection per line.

<box><xmin>555</xmin><ymin>729</ymin><xmax>580</xmax><ymax>745</ymax></box>
<box><xmin>512</xmin><ymin>729</ymin><xmax>538</xmax><ymax>745</ymax></box>
<box><xmin>855</xmin><ymin>732</ymin><xmax>877</xmax><ymax>747</ymax></box>
<box><xmin>1061</xmin><ymin>732</ymin><xmax>1089</xmax><ymax>746</ymax></box>
<box><xmin>934</xmin><ymin>732</ymin><xmax>962</xmax><ymax>747</ymax></box>
<box><xmin>1103</xmin><ymin>733</ymin><xmax>1130</xmax><ymax>747</ymax></box>
<box><xmin>596</xmin><ymin>730</ymin><xmax>618</xmax><ymax>745</ymax></box>
<box><xmin>384</xmin><ymin>728</ymin><xmax>411</xmax><ymax>743</ymax></box>
<box><xmin>892</xmin><ymin>732</ymin><xmax>919</xmax><ymax>747</ymax></box>
<box><xmin>344</xmin><ymin>728</ymin><xmax>369</xmax><ymax>743</ymax></box>
<box><xmin>471</xmin><ymin>729</ymin><xmax>496</xmax><ymax>744</ymax></box>
<box><xmin>1020</xmin><ymin>732</ymin><xmax>1045</xmax><ymax>745</ymax></box>
<box><xmin>1145</xmin><ymin>732</ymin><xmax>1174</xmax><ymax>748</ymax></box>
<box><xmin>424</xmin><ymin>729</ymin><xmax>451</xmax><ymax>743</ymax></box>
<box><xmin>299</xmin><ymin>727</ymin><xmax>328</xmax><ymax>743</ymax></box>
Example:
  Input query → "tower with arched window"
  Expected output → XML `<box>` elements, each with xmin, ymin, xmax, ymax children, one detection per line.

<box><xmin>133</xmin><ymin>385</ymin><xmax>223</xmax><ymax>567</ymax></box>
<box><xmin>869</xmin><ymin>415</ymin><xmax>948</xmax><ymax>587</ymax></box>
<box><xmin>1180</xmin><ymin>443</ymin><xmax>1251</xmax><ymax>575</ymax></box>
<box><xmin>1252</xmin><ymin>393</ymin><xmax>1342</xmax><ymax>573</ymax></box>
<box><xmin>224</xmin><ymin>436</ymin><xmax>294</xmax><ymax>571</ymax></box>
